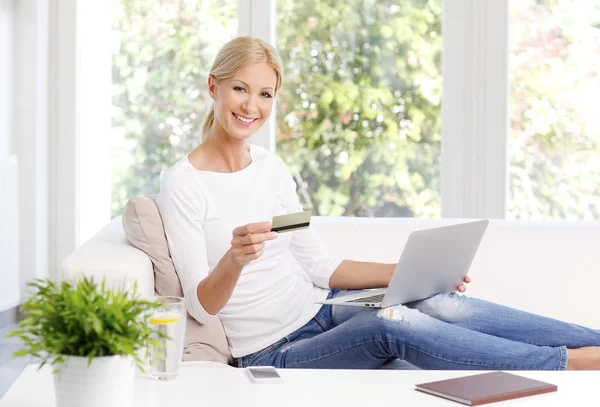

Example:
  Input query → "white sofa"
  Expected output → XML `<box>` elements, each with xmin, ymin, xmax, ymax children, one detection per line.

<box><xmin>62</xmin><ymin>216</ymin><xmax>600</xmax><ymax>363</ymax></box>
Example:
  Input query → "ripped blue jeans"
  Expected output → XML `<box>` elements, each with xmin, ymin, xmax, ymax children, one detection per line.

<box><xmin>236</xmin><ymin>289</ymin><xmax>600</xmax><ymax>370</ymax></box>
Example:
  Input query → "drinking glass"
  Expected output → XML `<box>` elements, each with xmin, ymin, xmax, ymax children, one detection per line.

<box><xmin>147</xmin><ymin>296</ymin><xmax>186</xmax><ymax>380</ymax></box>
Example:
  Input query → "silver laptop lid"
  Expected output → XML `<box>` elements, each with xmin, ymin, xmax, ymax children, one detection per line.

<box><xmin>381</xmin><ymin>220</ymin><xmax>489</xmax><ymax>308</ymax></box>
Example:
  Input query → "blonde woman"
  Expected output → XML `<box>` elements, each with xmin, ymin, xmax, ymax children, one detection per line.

<box><xmin>156</xmin><ymin>36</ymin><xmax>600</xmax><ymax>370</ymax></box>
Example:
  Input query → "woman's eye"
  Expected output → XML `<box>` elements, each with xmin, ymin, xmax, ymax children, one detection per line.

<box><xmin>234</xmin><ymin>86</ymin><xmax>246</xmax><ymax>93</ymax></box>
<box><xmin>261</xmin><ymin>92</ymin><xmax>273</xmax><ymax>98</ymax></box>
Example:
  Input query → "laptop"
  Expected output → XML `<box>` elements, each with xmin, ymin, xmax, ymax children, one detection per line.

<box><xmin>317</xmin><ymin>219</ymin><xmax>489</xmax><ymax>308</ymax></box>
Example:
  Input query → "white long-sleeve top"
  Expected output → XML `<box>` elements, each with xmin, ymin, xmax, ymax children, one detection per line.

<box><xmin>156</xmin><ymin>144</ymin><xmax>343</xmax><ymax>358</ymax></box>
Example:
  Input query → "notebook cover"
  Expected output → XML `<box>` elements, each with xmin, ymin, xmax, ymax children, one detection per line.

<box><xmin>415</xmin><ymin>371</ymin><xmax>557</xmax><ymax>406</ymax></box>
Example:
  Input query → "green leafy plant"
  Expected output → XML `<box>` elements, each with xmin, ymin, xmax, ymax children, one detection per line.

<box><xmin>8</xmin><ymin>277</ymin><xmax>165</xmax><ymax>373</ymax></box>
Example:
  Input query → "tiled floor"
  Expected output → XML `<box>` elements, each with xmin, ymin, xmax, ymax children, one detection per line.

<box><xmin>0</xmin><ymin>324</ymin><xmax>30</xmax><ymax>399</ymax></box>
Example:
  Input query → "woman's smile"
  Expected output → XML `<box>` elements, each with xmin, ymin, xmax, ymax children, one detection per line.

<box><xmin>232</xmin><ymin>112</ymin><xmax>258</xmax><ymax>126</ymax></box>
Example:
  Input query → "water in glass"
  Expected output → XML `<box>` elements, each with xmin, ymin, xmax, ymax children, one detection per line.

<box><xmin>148</xmin><ymin>296</ymin><xmax>186</xmax><ymax>380</ymax></box>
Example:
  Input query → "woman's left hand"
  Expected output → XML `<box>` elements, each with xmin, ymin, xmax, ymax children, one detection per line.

<box><xmin>452</xmin><ymin>275</ymin><xmax>471</xmax><ymax>294</ymax></box>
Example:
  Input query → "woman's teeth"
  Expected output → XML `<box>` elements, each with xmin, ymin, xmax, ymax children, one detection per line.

<box><xmin>234</xmin><ymin>113</ymin><xmax>255</xmax><ymax>123</ymax></box>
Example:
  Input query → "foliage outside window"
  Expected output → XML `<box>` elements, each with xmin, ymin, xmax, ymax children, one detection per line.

<box><xmin>509</xmin><ymin>0</ymin><xmax>600</xmax><ymax>220</ymax></box>
<box><xmin>111</xmin><ymin>0</ymin><xmax>442</xmax><ymax>219</ymax></box>
<box><xmin>113</xmin><ymin>0</ymin><xmax>600</xmax><ymax>221</ymax></box>
<box><xmin>277</xmin><ymin>0</ymin><xmax>443</xmax><ymax>217</ymax></box>
<box><xmin>111</xmin><ymin>0</ymin><xmax>237</xmax><ymax>217</ymax></box>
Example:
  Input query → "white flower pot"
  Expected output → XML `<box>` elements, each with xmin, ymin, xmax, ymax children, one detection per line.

<box><xmin>53</xmin><ymin>355</ymin><xmax>135</xmax><ymax>407</ymax></box>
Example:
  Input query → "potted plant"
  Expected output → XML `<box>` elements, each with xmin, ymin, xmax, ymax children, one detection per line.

<box><xmin>8</xmin><ymin>277</ymin><xmax>164</xmax><ymax>407</ymax></box>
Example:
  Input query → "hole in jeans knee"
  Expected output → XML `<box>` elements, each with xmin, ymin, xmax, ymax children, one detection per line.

<box><xmin>377</xmin><ymin>307</ymin><xmax>406</xmax><ymax>322</ymax></box>
<box><xmin>424</xmin><ymin>293</ymin><xmax>473</xmax><ymax>321</ymax></box>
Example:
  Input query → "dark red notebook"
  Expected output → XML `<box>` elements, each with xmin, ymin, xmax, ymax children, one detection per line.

<box><xmin>415</xmin><ymin>371</ymin><xmax>557</xmax><ymax>406</ymax></box>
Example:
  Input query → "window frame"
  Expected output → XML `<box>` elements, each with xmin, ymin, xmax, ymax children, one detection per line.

<box><xmin>48</xmin><ymin>0</ymin><xmax>78</xmax><ymax>280</ymax></box>
<box><xmin>240</xmin><ymin>0</ymin><xmax>277</xmax><ymax>152</ymax></box>
<box><xmin>441</xmin><ymin>0</ymin><xmax>509</xmax><ymax>219</ymax></box>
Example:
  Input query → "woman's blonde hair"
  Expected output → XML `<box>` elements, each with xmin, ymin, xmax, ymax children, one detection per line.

<box><xmin>200</xmin><ymin>37</ymin><xmax>283</xmax><ymax>141</ymax></box>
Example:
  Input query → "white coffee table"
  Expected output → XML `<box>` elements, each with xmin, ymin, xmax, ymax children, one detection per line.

<box><xmin>0</xmin><ymin>362</ymin><xmax>596</xmax><ymax>406</ymax></box>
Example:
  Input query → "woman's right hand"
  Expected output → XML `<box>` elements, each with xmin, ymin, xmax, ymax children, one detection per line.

<box><xmin>229</xmin><ymin>222</ymin><xmax>279</xmax><ymax>267</ymax></box>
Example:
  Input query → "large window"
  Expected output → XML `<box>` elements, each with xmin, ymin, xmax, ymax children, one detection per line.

<box><xmin>277</xmin><ymin>0</ymin><xmax>443</xmax><ymax>217</ymax></box>
<box><xmin>509</xmin><ymin>0</ymin><xmax>600</xmax><ymax>220</ymax></box>
<box><xmin>111</xmin><ymin>0</ymin><xmax>237</xmax><ymax>216</ymax></box>
<box><xmin>104</xmin><ymin>0</ymin><xmax>599</xmax><ymax>225</ymax></box>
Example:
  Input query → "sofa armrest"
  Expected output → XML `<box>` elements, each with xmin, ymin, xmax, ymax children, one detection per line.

<box><xmin>61</xmin><ymin>239</ymin><xmax>155</xmax><ymax>298</ymax></box>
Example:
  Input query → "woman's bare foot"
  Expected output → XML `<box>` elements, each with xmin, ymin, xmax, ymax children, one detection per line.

<box><xmin>566</xmin><ymin>347</ymin><xmax>600</xmax><ymax>370</ymax></box>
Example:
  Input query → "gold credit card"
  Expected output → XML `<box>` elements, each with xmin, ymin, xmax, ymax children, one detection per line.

<box><xmin>271</xmin><ymin>210</ymin><xmax>312</xmax><ymax>233</ymax></box>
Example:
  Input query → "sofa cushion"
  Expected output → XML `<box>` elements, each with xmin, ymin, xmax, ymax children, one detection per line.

<box><xmin>122</xmin><ymin>196</ymin><xmax>181</xmax><ymax>296</ymax></box>
<box><xmin>122</xmin><ymin>195</ymin><xmax>233</xmax><ymax>365</ymax></box>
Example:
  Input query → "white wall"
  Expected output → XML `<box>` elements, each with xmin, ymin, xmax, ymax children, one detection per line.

<box><xmin>48</xmin><ymin>0</ymin><xmax>78</xmax><ymax>280</ymax></box>
<box><xmin>12</xmin><ymin>0</ymin><xmax>49</xmax><ymax>298</ymax></box>
<box><xmin>0</xmin><ymin>0</ymin><xmax>19</xmax><ymax>312</ymax></box>
<box><xmin>0</xmin><ymin>0</ymin><xmax>14</xmax><ymax>157</ymax></box>
<box><xmin>47</xmin><ymin>0</ymin><xmax>112</xmax><ymax>275</ymax></box>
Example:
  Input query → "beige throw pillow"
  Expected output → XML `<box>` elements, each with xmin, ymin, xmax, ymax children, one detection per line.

<box><xmin>122</xmin><ymin>195</ymin><xmax>233</xmax><ymax>365</ymax></box>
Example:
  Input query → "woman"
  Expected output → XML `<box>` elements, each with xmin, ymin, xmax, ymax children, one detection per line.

<box><xmin>156</xmin><ymin>36</ymin><xmax>600</xmax><ymax>370</ymax></box>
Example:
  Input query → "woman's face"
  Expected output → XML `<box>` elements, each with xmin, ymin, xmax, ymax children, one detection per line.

<box><xmin>210</xmin><ymin>62</ymin><xmax>277</xmax><ymax>141</ymax></box>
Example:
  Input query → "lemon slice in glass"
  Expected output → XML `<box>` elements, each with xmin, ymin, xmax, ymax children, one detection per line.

<box><xmin>148</xmin><ymin>315</ymin><xmax>182</xmax><ymax>325</ymax></box>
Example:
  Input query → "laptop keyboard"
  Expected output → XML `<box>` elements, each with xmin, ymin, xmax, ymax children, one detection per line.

<box><xmin>347</xmin><ymin>293</ymin><xmax>385</xmax><ymax>303</ymax></box>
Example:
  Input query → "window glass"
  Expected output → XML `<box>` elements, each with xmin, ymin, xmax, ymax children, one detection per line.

<box><xmin>277</xmin><ymin>0</ymin><xmax>443</xmax><ymax>217</ymax></box>
<box><xmin>509</xmin><ymin>0</ymin><xmax>600</xmax><ymax>220</ymax></box>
